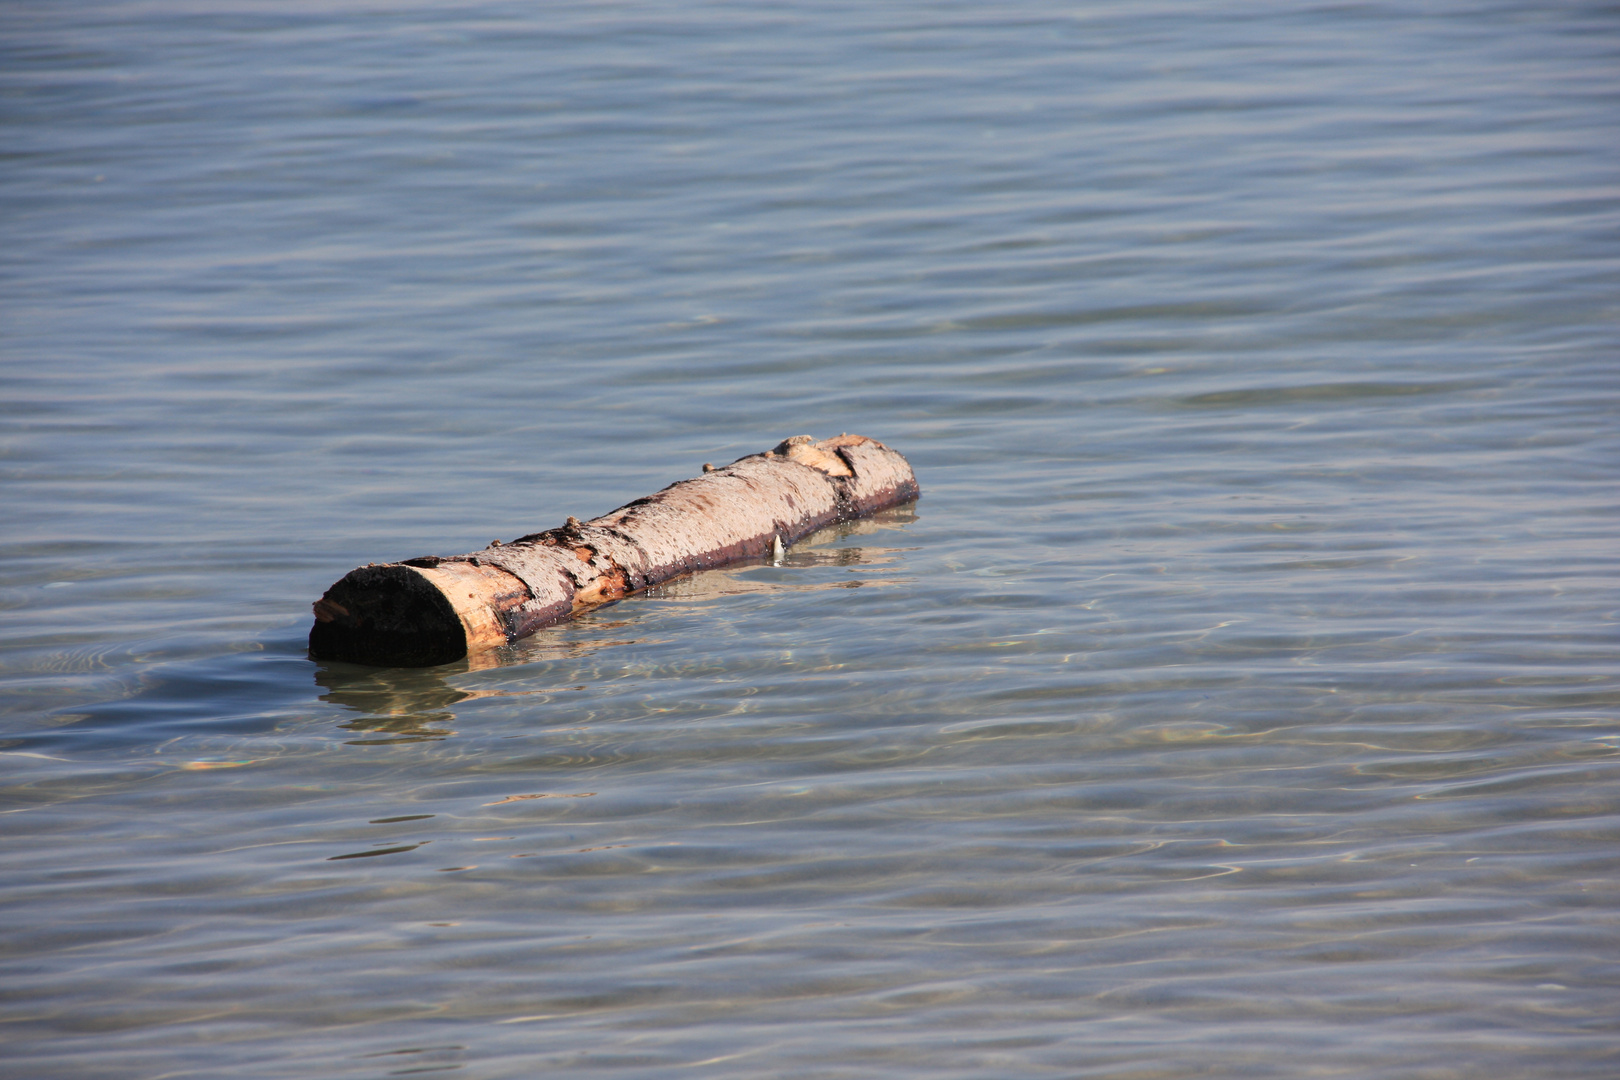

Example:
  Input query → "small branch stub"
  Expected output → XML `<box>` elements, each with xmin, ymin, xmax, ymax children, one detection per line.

<box><xmin>309</xmin><ymin>433</ymin><xmax>918</xmax><ymax>666</ymax></box>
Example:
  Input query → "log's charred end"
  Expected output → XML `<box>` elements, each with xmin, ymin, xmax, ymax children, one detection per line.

<box><xmin>309</xmin><ymin>564</ymin><xmax>468</xmax><ymax>667</ymax></box>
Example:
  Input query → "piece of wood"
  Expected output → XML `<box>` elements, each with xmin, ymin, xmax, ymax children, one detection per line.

<box><xmin>309</xmin><ymin>434</ymin><xmax>919</xmax><ymax>666</ymax></box>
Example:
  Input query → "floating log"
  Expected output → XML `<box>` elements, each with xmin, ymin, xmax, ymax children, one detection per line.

<box><xmin>309</xmin><ymin>434</ymin><xmax>919</xmax><ymax>667</ymax></box>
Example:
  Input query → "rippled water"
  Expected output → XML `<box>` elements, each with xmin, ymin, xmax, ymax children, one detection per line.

<box><xmin>4</xmin><ymin>2</ymin><xmax>1618</xmax><ymax>1076</ymax></box>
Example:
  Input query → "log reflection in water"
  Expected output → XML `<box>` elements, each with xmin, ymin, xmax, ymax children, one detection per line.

<box><xmin>312</xmin><ymin>505</ymin><xmax>917</xmax><ymax>740</ymax></box>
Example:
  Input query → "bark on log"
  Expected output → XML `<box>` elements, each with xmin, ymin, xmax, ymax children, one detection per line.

<box><xmin>309</xmin><ymin>434</ymin><xmax>919</xmax><ymax>667</ymax></box>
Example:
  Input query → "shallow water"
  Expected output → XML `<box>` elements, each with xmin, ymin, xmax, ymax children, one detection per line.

<box><xmin>3</xmin><ymin>2</ymin><xmax>1618</xmax><ymax>1077</ymax></box>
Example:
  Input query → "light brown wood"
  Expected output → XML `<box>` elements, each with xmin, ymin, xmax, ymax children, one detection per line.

<box><xmin>309</xmin><ymin>434</ymin><xmax>918</xmax><ymax>666</ymax></box>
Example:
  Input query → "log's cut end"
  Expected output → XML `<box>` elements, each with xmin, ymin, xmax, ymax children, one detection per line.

<box><xmin>309</xmin><ymin>433</ymin><xmax>917</xmax><ymax>667</ymax></box>
<box><xmin>309</xmin><ymin>564</ymin><xmax>467</xmax><ymax>667</ymax></box>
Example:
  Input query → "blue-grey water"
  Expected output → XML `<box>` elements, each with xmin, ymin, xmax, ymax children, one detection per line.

<box><xmin>3</xmin><ymin>2</ymin><xmax>1618</xmax><ymax>1077</ymax></box>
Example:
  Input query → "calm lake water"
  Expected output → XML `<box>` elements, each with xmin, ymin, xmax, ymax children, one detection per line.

<box><xmin>3</xmin><ymin>2</ymin><xmax>1618</xmax><ymax>1076</ymax></box>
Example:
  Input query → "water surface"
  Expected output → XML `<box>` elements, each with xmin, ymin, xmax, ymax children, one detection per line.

<box><xmin>3</xmin><ymin>2</ymin><xmax>1618</xmax><ymax>1077</ymax></box>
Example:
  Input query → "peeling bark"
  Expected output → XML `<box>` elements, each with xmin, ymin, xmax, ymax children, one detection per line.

<box><xmin>309</xmin><ymin>434</ymin><xmax>919</xmax><ymax>666</ymax></box>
